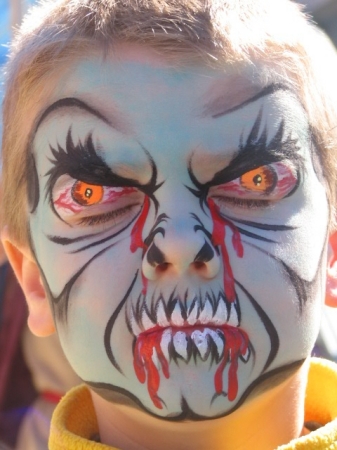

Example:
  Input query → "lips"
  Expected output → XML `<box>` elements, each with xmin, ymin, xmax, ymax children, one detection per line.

<box><xmin>126</xmin><ymin>289</ymin><xmax>248</xmax><ymax>367</ymax></box>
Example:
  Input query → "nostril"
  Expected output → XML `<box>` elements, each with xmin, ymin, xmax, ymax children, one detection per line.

<box><xmin>156</xmin><ymin>262</ymin><xmax>170</xmax><ymax>273</ymax></box>
<box><xmin>193</xmin><ymin>261</ymin><xmax>206</xmax><ymax>270</ymax></box>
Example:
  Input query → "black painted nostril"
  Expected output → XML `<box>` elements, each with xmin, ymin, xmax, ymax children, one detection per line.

<box><xmin>194</xmin><ymin>240</ymin><xmax>214</xmax><ymax>264</ymax></box>
<box><xmin>147</xmin><ymin>241</ymin><xmax>166</xmax><ymax>267</ymax></box>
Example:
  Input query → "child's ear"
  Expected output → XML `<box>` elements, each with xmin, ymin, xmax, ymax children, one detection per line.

<box><xmin>326</xmin><ymin>230</ymin><xmax>337</xmax><ymax>307</ymax></box>
<box><xmin>1</xmin><ymin>227</ymin><xmax>56</xmax><ymax>336</ymax></box>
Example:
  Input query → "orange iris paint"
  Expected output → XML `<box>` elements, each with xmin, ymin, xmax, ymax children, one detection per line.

<box><xmin>72</xmin><ymin>181</ymin><xmax>103</xmax><ymax>205</ymax></box>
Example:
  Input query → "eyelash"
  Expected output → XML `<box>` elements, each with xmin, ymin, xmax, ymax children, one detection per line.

<box><xmin>212</xmin><ymin>195</ymin><xmax>271</xmax><ymax>209</ymax></box>
<box><xmin>78</xmin><ymin>204</ymin><xmax>138</xmax><ymax>227</ymax></box>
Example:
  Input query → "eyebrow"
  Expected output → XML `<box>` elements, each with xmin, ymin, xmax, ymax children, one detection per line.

<box><xmin>34</xmin><ymin>97</ymin><xmax>112</xmax><ymax>134</ymax></box>
<box><xmin>188</xmin><ymin>108</ymin><xmax>303</xmax><ymax>192</ymax></box>
<box><xmin>210</xmin><ymin>83</ymin><xmax>293</xmax><ymax>119</ymax></box>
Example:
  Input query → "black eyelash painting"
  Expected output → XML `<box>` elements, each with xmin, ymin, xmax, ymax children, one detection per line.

<box><xmin>187</xmin><ymin>106</ymin><xmax>304</xmax><ymax>206</ymax></box>
<box><xmin>45</xmin><ymin>127</ymin><xmax>161</xmax><ymax>210</ymax></box>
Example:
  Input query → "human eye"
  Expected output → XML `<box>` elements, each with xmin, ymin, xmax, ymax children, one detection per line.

<box><xmin>208</xmin><ymin>162</ymin><xmax>298</xmax><ymax>209</ymax></box>
<box><xmin>52</xmin><ymin>174</ymin><xmax>144</xmax><ymax>227</ymax></box>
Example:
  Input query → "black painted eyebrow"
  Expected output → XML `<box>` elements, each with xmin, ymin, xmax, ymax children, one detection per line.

<box><xmin>35</xmin><ymin>97</ymin><xmax>111</xmax><ymax>134</ymax></box>
<box><xmin>187</xmin><ymin>106</ymin><xmax>303</xmax><ymax>200</ymax></box>
<box><xmin>211</xmin><ymin>83</ymin><xmax>294</xmax><ymax>119</ymax></box>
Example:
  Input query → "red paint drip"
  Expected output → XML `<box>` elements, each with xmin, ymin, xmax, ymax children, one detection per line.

<box><xmin>133</xmin><ymin>331</ymin><xmax>170</xmax><ymax>409</ymax></box>
<box><xmin>208</xmin><ymin>198</ymin><xmax>243</xmax><ymax>302</ymax></box>
<box><xmin>133</xmin><ymin>325</ymin><xmax>249</xmax><ymax>408</ymax></box>
<box><xmin>214</xmin><ymin>327</ymin><xmax>249</xmax><ymax>401</ymax></box>
<box><xmin>130</xmin><ymin>196</ymin><xmax>150</xmax><ymax>295</ymax></box>
<box><xmin>130</xmin><ymin>196</ymin><xmax>150</xmax><ymax>253</ymax></box>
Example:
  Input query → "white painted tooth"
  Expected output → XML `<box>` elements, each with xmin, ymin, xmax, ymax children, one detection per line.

<box><xmin>129</xmin><ymin>307</ymin><xmax>142</xmax><ymax>336</ymax></box>
<box><xmin>191</xmin><ymin>329</ymin><xmax>208</xmax><ymax>359</ymax></box>
<box><xmin>187</xmin><ymin>300</ymin><xmax>199</xmax><ymax>325</ymax></box>
<box><xmin>173</xmin><ymin>331</ymin><xmax>188</xmax><ymax>360</ymax></box>
<box><xmin>156</xmin><ymin>299</ymin><xmax>169</xmax><ymax>327</ymax></box>
<box><xmin>160</xmin><ymin>328</ymin><xmax>172</xmax><ymax>361</ymax></box>
<box><xmin>227</xmin><ymin>304</ymin><xmax>239</xmax><ymax>327</ymax></box>
<box><xmin>152</xmin><ymin>347</ymin><xmax>160</xmax><ymax>369</ymax></box>
<box><xmin>208</xmin><ymin>329</ymin><xmax>224</xmax><ymax>358</ymax></box>
<box><xmin>141</xmin><ymin>307</ymin><xmax>156</xmax><ymax>331</ymax></box>
<box><xmin>241</xmin><ymin>346</ymin><xmax>250</xmax><ymax>362</ymax></box>
<box><xmin>213</xmin><ymin>297</ymin><xmax>227</xmax><ymax>325</ymax></box>
<box><xmin>198</xmin><ymin>298</ymin><xmax>213</xmax><ymax>324</ymax></box>
<box><xmin>171</xmin><ymin>302</ymin><xmax>184</xmax><ymax>326</ymax></box>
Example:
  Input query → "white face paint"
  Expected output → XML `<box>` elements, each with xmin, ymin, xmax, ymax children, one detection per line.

<box><xmin>29</xmin><ymin>47</ymin><xmax>328</xmax><ymax>419</ymax></box>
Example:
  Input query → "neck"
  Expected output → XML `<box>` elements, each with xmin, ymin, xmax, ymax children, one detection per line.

<box><xmin>91</xmin><ymin>359</ymin><xmax>309</xmax><ymax>450</ymax></box>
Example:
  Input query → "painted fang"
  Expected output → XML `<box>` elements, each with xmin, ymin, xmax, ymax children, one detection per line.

<box><xmin>133</xmin><ymin>325</ymin><xmax>249</xmax><ymax>408</ymax></box>
<box><xmin>127</xmin><ymin>290</ymin><xmax>246</xmax><ymax>408</ymax></box>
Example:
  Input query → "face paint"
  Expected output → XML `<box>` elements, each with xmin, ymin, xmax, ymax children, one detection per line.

<box><xmin>28</xmin><ymin>48</ymin><xmax>329</xmax><ymax>420</ymax></box>
<box><xmin>208</xmin><ymin>198</ymin><xmax>243</xmax><ymax>302</ymax></box>
<box><xmin>130</xmin><ymin>196</ymin><xmax>151</xmax><ymax>295</ymax></box>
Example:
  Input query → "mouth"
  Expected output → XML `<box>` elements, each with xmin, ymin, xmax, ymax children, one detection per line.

<box><xmin>127</xmin><ymin>289</ymin><xmax>241</xmax><ymax>334</ymax></box>
<box><xmin>126</xmin><ymin>290</ymin><xmax>251</xmax><ymax>410</ymax></box>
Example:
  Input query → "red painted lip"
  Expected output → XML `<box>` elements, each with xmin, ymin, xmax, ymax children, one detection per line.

<box><xmin>138</xmin><ymin>322</ymin><xmax>240</xmax><ymax>338</ymax></box>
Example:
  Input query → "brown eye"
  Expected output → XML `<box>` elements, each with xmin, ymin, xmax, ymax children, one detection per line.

<box><xmin>240</xmin><ymin>166</ymin><xmax>276</xmax><ymax>193</ymax></box>
<box><xmin>72</xmin><ymin>181</ymin><xmax>103</xmax><ymax>206</ymax></box>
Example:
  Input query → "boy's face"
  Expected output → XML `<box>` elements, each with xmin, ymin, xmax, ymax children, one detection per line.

<box><xmin>29</xmin><ymin>47</ymin><xmax>328</xmax><ymax>419</ymax></box>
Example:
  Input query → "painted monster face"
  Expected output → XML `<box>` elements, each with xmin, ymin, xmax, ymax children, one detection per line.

<box><xmin>28</xmin><ymin>48</ymin><xmax>329</xmax><ymax>419</ymax></box>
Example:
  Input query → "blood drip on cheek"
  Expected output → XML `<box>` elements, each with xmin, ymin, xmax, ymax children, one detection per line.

<box><xmin>130</xmin><ymin>196</ymin><xmax>150</xmax><ymax>295</ymax></box>
<box><xmin>208</xmin><ymin>198</ymin><xmax>243</xmax><ymax>302</ymax></box>
<box><xmin>133</xmin><ymin>326</ymin><xmax>249</xmax><ymax>409</ymax></box>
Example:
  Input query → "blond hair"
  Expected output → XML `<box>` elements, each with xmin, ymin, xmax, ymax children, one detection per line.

<box><xmin>2</xmin><ymin>0</ymin><xmax>337</xmax><ymax>244</ymax></box>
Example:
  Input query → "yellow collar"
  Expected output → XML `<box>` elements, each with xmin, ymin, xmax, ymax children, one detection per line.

<box><xmin>49</xmin><ymin>358</ymin><xmax>337</xmax><ymax>450</ymax></box>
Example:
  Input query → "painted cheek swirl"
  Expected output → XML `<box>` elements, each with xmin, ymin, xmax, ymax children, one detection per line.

<box><xmin>130</xmin><ymin>196</ymin><xmax>151</xmax><ymax>294</ymax></box>
<box><xmin>208</xmin><ymin>198</ymin><xmax>243</xmax><ymax>302</ymax></box>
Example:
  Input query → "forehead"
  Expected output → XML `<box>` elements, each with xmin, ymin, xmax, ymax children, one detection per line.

<box><xmin>38</xmin><ymin>45</ymin><xmax>302</xmax><ymax>122</ymax></box>
<box><xmin>35</xmin><ymin>46</ymin><xmax>309</xmax><ymax>150</ymax></box>
<box><xmin>48</xmin><ymin>45</ymin><xmax>264</xmax><ymax>112</ymax></box>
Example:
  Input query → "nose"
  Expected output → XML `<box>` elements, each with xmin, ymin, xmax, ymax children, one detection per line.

<box><xmin>142</xmin><ymin>226</ymin><xmax>220</xmax><ymax>281</ymax></box>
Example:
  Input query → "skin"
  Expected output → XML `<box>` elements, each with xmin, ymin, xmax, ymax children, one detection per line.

<box><xmin>4</xmin><ymin>45</ymin><xmax>337</xmax><ymax>448</ymax></box>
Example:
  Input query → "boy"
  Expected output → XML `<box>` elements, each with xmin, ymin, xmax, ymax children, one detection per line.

<box><xmin>2</xmin><ymin>0</ymin><xmax>337</xmax><ymax>448</ymax></box>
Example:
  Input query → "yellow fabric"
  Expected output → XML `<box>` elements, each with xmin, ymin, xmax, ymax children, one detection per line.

<box><xmin>278</xmin><ymin>358</ymin><xmax>337</xmax><ymax>449</ymax></box>
<box><xmin>49</xmin><ymin>384</ymin><xmax>115</xmax><ymax>449</ymax></box>
<box><xmin>49</xmin><ymin>358</ymin><xmax>337</xmax><ymax>449</ymax></box>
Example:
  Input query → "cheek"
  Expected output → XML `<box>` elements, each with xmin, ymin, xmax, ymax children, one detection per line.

<box><xmin>232</xmin><ymin>240</ymin><xmax>326</xmax><ymax>362</ymax></box>
<box><xmin>54</xmin><ymin>245</ymin><xmax>141</xmax><ymax>379</ymax></box>
<box><xmin>62</xmin><ymin>243</ymin><xmax>141</xmax><ymax>316</ymax></box>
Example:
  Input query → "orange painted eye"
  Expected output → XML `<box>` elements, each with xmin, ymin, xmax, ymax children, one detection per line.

<box><xmin>72</xmin><ymin>181</ymin><xmax>104</xmax><ymax>206</ymax></box>
<box><xmin>240</xmin><ymin>166</ymin><xmax>276</xmax><ymax>193</ymax></box>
